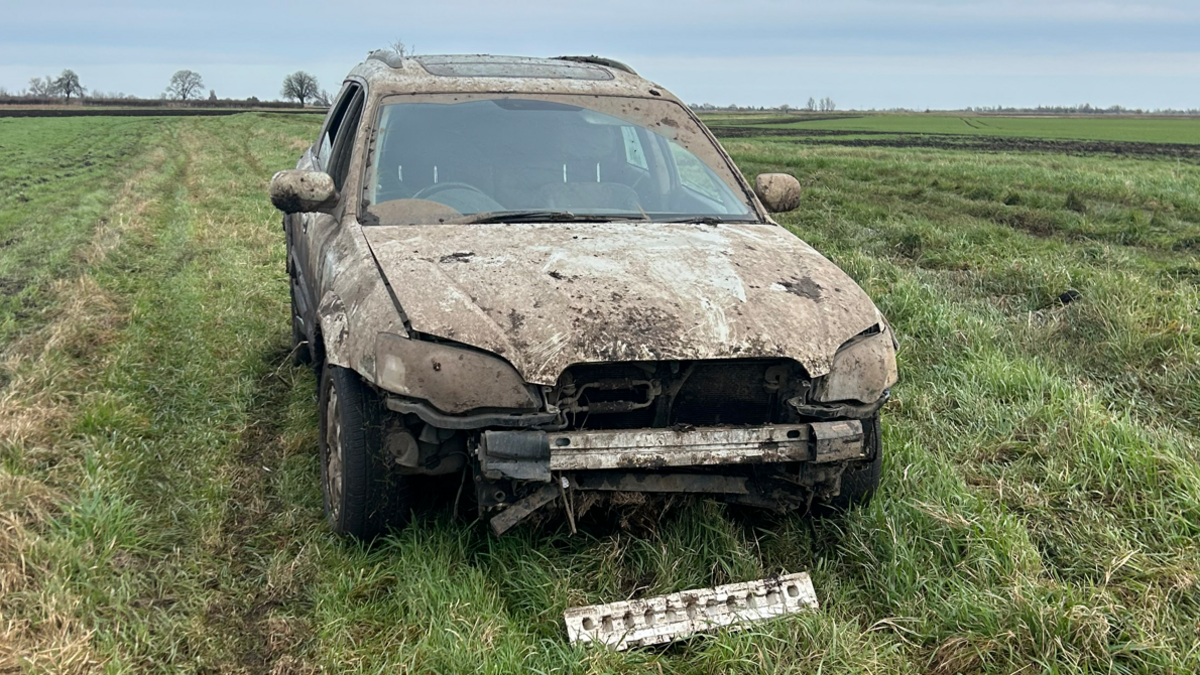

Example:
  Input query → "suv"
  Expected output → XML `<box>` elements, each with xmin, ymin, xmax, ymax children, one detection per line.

<box><xmin>270</xmin><ymin>53</ymin><xmax>898</xmax><ymax>538</ymax></box>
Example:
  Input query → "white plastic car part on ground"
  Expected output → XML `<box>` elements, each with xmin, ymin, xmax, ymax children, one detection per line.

<box><xmin>563</xmin><ymin>572</ymin><xmax>819</xmax><ymax>650</ymax></box>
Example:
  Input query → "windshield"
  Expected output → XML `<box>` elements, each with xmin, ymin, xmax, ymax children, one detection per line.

<box><xmin>364</xmin><ymin>94</ymin><xmax>757</xmax><ymax>224</ymax></box>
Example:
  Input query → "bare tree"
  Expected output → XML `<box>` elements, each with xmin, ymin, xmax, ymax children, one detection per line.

<box><xmin>818</xmin><ymin>97</ymin><xmax>836</xmax><ymax>112</ymax></box>
<box><xmin>166</xmin><ymin>70</ymin><xmax>205</xmax><ymax>101</ymax></box>
<box><xmin>280</xmin><ymin>71</ymin><xmax>320</xmax><ymax>106</ymax></box>
<box><xmin>54</xmin><ymin>70</ymin><xmax>85</xmax><ymax>102</ymax></box>
<box><xmin>806</xmin><ymin>97</ymin><xmax>816</xmax><ymax>112</ymax></box>
<box><xmin>29</xmin><ymin>76</ymin><xmax>55</xmax><ymax>97</ymax></box>
<box><xmin>313</xmin><ymin>89</ymin><xmax>332</xmax><ymax>107</ymax></box>
<box><xmin>390</xmin><ymin>38</ymin><xmax>412</xmax><ymax>57</ymax></box>
<box><xmin>208</xmin><ymin>89</ymin><xmax>217</xmax><ymax>101</ymax></box>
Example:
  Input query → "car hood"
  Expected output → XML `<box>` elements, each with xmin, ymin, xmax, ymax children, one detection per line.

<box><xmin>363</xmin><ymin>222</ymin><xmax>883</xmax><ymax>386</ymax></box>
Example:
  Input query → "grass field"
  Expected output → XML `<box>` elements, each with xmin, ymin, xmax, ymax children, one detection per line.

<box><xmin>1</xmin><ymin>113</ymin><xmax>1199</xmax><ymax>673</ymax></box>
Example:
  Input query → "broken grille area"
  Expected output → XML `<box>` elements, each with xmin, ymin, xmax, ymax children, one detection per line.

<box><xmin>553</xmin><ymin>359</ymin><xmax>808</xmax><ymax>430</ymax></box>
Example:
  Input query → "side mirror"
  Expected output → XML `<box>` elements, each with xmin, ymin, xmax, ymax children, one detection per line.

<box><xmin>754</xmin><ymin>173</ymin><xmax>802</xmax><ymax>213</ymax></box>
<box><xmin>269</xmin><ymin>170</ymin><xmax>338</xmax><ymax>213</ymax></box>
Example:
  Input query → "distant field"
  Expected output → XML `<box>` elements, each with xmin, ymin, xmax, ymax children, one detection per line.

<box><xmin>1</xmin><ymin>114</ymin><xmax>1198</xmax><ymax>673</ymax></box>
<box><xmin>702</xmin><ymin>112</ymin><xmax>1200</xmax><ymax>153</ymax></box>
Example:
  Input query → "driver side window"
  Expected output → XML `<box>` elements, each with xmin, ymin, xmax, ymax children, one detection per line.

<box><xmin>326</xmin><ymin>89</ymin><xmax>365</xmax><ymax>192</ymax></box>
<box><xmin>316</xmin><ymin>83</ymin><xmax>363</xmax><ymax>174</ymax></box>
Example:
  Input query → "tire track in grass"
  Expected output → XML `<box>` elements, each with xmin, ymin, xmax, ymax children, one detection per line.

<box><xmin>213</xmin><ymin>352</ymin><xmax>317</xmax><ymax>674</ymax></box>
<box><xmin>0</xmin><ymin>114</ymin><xmax>325</xmax><ymax>672</ymax></box>
<box><xmin>0</xmin><ymin>120</ymin><xmax>181</xmax><ymax>673</ymax></box>
<box><xmin>93</xmin><ymin>115</ymin><xmax>324</xmax><ymax>671</ymax></box>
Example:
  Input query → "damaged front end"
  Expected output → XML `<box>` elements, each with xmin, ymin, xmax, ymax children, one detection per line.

<box><xmin>374</xmin><ymin>330</ymin><xmax>895</xmax><ymax>534</ymax></box>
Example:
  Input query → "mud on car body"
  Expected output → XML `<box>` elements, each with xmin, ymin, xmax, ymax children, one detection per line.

<box><xmin>270</xmin><ymin>52</ymin><xmax>898</xmax><ymax>538</ymax></box>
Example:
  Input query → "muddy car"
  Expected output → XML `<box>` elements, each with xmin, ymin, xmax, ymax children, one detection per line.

<box><xmin>270</xmin><ymin>53</ymin><xmax>898</xmax><ymax>538</ymax></box>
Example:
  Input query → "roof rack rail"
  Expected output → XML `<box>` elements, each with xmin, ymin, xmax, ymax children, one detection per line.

<box><xmin>366</xmin><ymin>49</ymin><xmax>405</xmax><ymax>68</ymax></box>
<box><xmin>554</xmin><ymin>56</ymin><xmax>638</xmax><ymax>76</ymax></box>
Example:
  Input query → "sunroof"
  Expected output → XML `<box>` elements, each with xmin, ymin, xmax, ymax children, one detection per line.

<box><xmin>415</xmin><ymin>56</ymin><xmax>614</xmax><ymax>81</ymax></box>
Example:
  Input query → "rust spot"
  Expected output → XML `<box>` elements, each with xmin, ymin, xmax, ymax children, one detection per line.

<box><xmin>617</xmin><ymin>455</ymin><xmax>667</xmax><ymax>469</ymax></box>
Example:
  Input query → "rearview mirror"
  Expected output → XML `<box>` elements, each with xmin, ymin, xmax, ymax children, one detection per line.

<box><xmin>754</xmin><ymin>173</ymin><xmax>802</xmax><ymax>213</ymax></box>
<box><xmin>269</xmin><ymin>170</ymin><xmax>338</xmax><ymax>213</ymax></box>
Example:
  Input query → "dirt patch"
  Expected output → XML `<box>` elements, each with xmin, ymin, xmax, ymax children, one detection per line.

<box><xmin>986</xmin><ymin>208</ymin><xmax>1060</xmax><ymax>238</ymax></box>
<box><xmin>707</xmin><ymin>114</ymin><xmax>863</xmax><ymax>127</ymax></box>
<box><xmin>780</xmin><ymin>276</ymin><xmax>824</xmax><ymax>301</ymax></box>
<box><xmin>439</xmin><ymin>251</ymin><xmax>475</xmax><ymax>263</ymax></box>
<box><xmin>711</xmin><ymin>127</ymin><xmax>1200</xmax><ymax>161</ymax></box>
<box><xmin>715</xmin><ymin>127</ymin><xmax>892</xmax><ymax>139</ymax></box>
<box><xmin>825</xmin><ymin>135</ymin><xmax>1200</xmax><ymax>161</ymax></box>
<box><xmin>0</xmin><ymin>278</ymin><xmax>25</xmax><ymax>297</ymax></box>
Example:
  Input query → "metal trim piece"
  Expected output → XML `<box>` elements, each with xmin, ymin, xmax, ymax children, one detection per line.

<box><xmin>385</xmin><ymin>397</ymin><xmax>558</xmax><ymax>429</ymax></box>
<box><xmin>489</xmin><ymin>484</ymin><xmax>559</xmax><ymax>536</ymax></box>
<box><xmin>564</xmin><ymin>572</ymin><xmax>819</xmax><ymax>650</ymax></box>
<box><xmin>548</xmin><ymin>425</ymin><xmax>812</xmax><ymax>471</ymax></box>
<box><xmin>811</xmin><ymin>419</ymin><xmax>866</xmax><ymax>463</ymax></box>
<box><xmin>788</xmin><ymin>390</ymin><xmax>888</xmax><ymax>420</ymax></box>
<box><xmin>553</xmin><ymin>55</ymin><xmax>639</xmax><ymax>75</ymax></box>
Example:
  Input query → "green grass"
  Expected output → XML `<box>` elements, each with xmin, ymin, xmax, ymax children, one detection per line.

<box><xmin>1</xmin><ymin>114</ymin><xmax>1198</xmax><ymax>673</ymax></box>
<box><xmin>702</xmin><ymin>112</ymin><xmax>1200</xmax><ymax>145</ymax></box>
<box><xmin>0</xmin><ymin>117</ymin><xmax>160</xmax><ymax>347</ymax></box>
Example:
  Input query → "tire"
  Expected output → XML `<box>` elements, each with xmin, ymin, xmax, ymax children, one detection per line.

<box><xmin>318</xmin><ymin>364</ymin><xmax>410</xmax><ymax>539</ymax></box>
<box><xmin>824</xmin><ymin>413</ymin><xmax>883</xmax><ymax>511</ymax></box>
<box><xmin>289</xmin><ymin>282</ymin><xmax>310</xmax><ymax>367</ymax></box>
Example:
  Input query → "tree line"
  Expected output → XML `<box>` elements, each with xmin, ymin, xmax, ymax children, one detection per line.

<box><xmin>1</xmin><ymin>69</ymin><xmax>333</xmax><ymax>107</ymax></box>
<box><xmin>692</xmin><ymin>97</ymin><xmax>837</xmax><ymax>113</ymax></box>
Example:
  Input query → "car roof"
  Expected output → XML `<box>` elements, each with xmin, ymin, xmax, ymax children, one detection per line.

<box><xmin>346</xmin><ymin>53</ymin><xmax>681</xmax><ymax>102</ymax></box>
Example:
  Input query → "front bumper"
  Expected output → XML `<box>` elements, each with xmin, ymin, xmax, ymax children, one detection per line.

<box><xmin>547</xmin><ymin>422</ymin><xmax>866</xmax><ymax>470</ymax></box>
<box><xmin>479</xmin><ymin>421</ymin><xmax>869</xmax><ymax>534</ymax></box>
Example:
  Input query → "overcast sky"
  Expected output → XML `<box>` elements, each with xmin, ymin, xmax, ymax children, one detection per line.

<box><xmin>3</xmin><ymin>0</ymin><xmax>1198</xmax><ymax>110</ymax></box>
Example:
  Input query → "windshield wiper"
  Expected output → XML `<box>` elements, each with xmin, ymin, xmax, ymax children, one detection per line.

<box><xmin>662</xmin><ymin>216</ymin><xmax>728</xmax><ymax>224</ymax></box>
<box><xmin>457</xmin><ymin>210</ymin><xmax>647</xmax><ymax>224</ymax></box>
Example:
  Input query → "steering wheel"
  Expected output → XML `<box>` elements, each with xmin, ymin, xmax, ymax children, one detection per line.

<box><xmin>412</xmin><ymin>182</ymin><xmax>491</xmax><ymax>202</ymax></box>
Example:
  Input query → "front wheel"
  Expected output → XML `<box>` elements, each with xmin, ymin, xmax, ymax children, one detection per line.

<box><xmin>824</xmin><ymin>413</ymin><xmax>883</xmax><ymax>511</ymax></box>
<box><xmin>318</xmin><ymin>364</ymin><xmax>410</xmax><ymax>538</ymax></box>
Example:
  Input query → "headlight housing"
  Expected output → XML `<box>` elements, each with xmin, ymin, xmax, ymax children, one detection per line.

<box><xmin>812</xmin><ymin>325</ymin><xmax>898</xmax><ymax>404</ymax></box>
<box><xmin>375</xmin><ymin>333</ymin><xmax>541</xmax><ymax>414</ymax></box>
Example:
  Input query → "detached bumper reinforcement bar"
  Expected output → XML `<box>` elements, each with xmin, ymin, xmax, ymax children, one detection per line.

<box><xmin>563</xmin><ymin>572</ymin><xmax>819</xmax><ymax>650</ymax></box>
<box><xmin>546</xmin><ymin>421</ymin><xmax>863</xmax><ymax>471</ymax></box>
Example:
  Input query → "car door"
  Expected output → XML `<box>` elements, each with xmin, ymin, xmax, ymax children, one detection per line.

<box><xmin>291</xmin><ymin>83</ymin><xmax>365</xmax><ymax>353</ymax></box>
